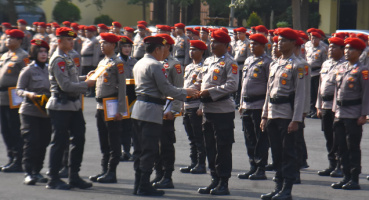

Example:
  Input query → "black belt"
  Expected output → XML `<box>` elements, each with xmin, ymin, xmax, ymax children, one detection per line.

<box><xmin>269</xmin><ymin>93</ymin><xmax>295</xmax><ymax>108</ymax></box>
<box><xmin>136</xmin><ymin>95</ymin><xmax>166</xmax><ymax>105</ymax></box>
<box><xmin>81</xmin><ymin>54</ymin><xmax>93</xmax><ymax>57</ymax></box>
<box><xmin>336</xmin><ymin>99</ymin><xmax>362</xmax><ymax>106</ymax></box>
<box><xmin>51</xmin><ymin>93</ymin><xmax>79</xmax><ymax>101</ymax></box>
<box><xmin>200</xmin><ymin>95</ymin><xmax>230</xmax><ymax>103</ymax></box>
<box><xmin>175</xmin><ymin>55</ymin><xmax>185</xmax><ymax>59</ymax></box>
<box><xmin>243</xmin><ymin>94</ymin><xmax>266</xmax><ymax>103</ymax></box>
<box><xmin>96</xmin><ymin>94</ymin><xmax>118</xmax><ymax>103</ymax></box>
<box><xmin>322</xmin><ymin>95</ymin><xmax>334</xmax><ymax>101</ymax></box>
<box><xmin>312</xmin><ymin>67</ymin><xmax>321</xmax><ymax>71</ymax></box>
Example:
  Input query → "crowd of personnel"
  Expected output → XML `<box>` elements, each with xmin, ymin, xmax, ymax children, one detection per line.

<box><xmin>0</xmin><ymin>18</ymin><xmax>368</xmax><ymax>200</ymax></box>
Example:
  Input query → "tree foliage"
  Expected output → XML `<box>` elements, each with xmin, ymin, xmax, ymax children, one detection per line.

<box><xmin>77</xmin><ymin>0</ymin><xmax>106</xmax><ymax>11</ymax></box>
<box><xmin>94</xmin><ymin>14</ymin><xmax>114</xmax><ymax>25</ymax></box>
<box><xmin>52</xmin><ymin>0</ymin><xmax>81</xmax><ymax>23</ymax></box>
<box><xmin>246</xmin><ymin>11</ymin><xmax>263</xmax><ymax>27</ymax></box>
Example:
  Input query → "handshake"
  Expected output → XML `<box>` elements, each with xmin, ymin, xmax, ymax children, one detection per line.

<box><xmin>185</xmin><ymin>88</ymin><xmax>210</xmax><ymax>99</ymax></box>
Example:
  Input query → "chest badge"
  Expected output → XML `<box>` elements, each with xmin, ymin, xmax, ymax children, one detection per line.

<box><xmin>219</xmin><ymin>61</ymin><xmax>225</xmax><ymax>66</ymax></box>
<box><xmin>285</xmin><ymin>65</ymin><xmax>292</xmax><ymax>69</ymax></box>
<box><xmin>281</xmin><ymin>79</ymin><xmax>287</xmax><ymax>85</ymax></box>
<box><xmin>213</xmin><ymin>75</ymin><xmax>218</xmax><ymax>80</ymax></box>
<box><xmin>281</xmin><ymin>73</ymin><xmax>288</xmax><ymax>78</ymax></box>
<box><xmin>214</xmin><ymin>69</ymin><xmax>220</xmax><ymax>74</ymax></box>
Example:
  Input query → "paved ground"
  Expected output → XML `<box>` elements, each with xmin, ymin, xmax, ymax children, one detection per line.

<box><xmin>0</xmin><ymin>97</ymin><xmax>368</xmax><ymax>200</ymax></box>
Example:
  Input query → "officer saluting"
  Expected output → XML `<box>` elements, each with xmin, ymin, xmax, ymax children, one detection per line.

<box><xmin>46</xmin><ymin>27</ymin><xmax>95</xmax><ymax>190</ymax></box>
<box><xmin>131</xmin><ymin>36</ymin><xmax>198</xmax><ymax>196</ymax></box>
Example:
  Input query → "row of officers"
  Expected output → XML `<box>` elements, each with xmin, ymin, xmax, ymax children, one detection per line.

<box><xmin>0</xmin><ymin>23</ymin><xmax>368</xmax><ymax>200</ymax></box>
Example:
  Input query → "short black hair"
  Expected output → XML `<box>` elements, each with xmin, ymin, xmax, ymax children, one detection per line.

<box><xmin>118</xmin><ymin>42</ymin><xmax>132</xmax><ymax>53</ymax></box>
<box><xmin>145</xmin><ymin>43</ymin><xmax>163</xmax><ymax>53</ymax></box>
<box><xmin>29</xmin><ymin>45</ymin><xmax>48</xmax><ymax>62</ymax></box>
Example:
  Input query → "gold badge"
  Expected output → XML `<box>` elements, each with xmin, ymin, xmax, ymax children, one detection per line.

<box><xmin>104</xmin><ymin>78</ymin><xmax>108</xmax><ymax>83</ymax></box>
<box><xmin>162</xmin><ymin>39</ymin><xmax>167</xmax><ymax>45</ymax></box>
<box><xmin>253</xmin><ymin>73</ymin><xmax>258</xmax><ymax>78</ymax></box>
<box><xmin>213</xmin><ymin>75</ymin><xmax>218</xmax><ymax>80</ymax></box>
<box><xmin>104</xmin><ymin>72</ymin><xmax>109</xmax><ymax>77</ymax></box>
<box><xmin>348</xmin><ymin>77</ymin><xmax>355</xmax><ymax>82</ymax></box>
<box><xmin>254</xmin><ymin>68</ymin><xmax>259</xmax><ymax>72</ymax></box>
<box><xmin>219</xmin><ymin>61</ymin><xmax>225</xmax><ymax>66</ymax></box>
<box><xmin>285</xmin><ymin>65</ymin><xmax>292</xmax><ymax>69</ymax></box>
<box><xmin>214</xmin><ymin>69</ymin><xmax>220</xmax><ymax>74</ymax></box>
<box><xmin>257</xmin><ymin>61</ymin><xmax>263</xmax><ymax>65</ymax></box>
<box><xmin>35</xmin><ymin>40</ymin><xmax>41</xmax><ymax>45</ymax></box>
<box><xmin>68</xmin><ymin>31</ymin><xmax>75</xmax><ymax>37</ymax></box>
<box><xmin>281</xmin><ymin>79</ymin><xmax>287</xmax><ymax>85</ymax></box>
<box><xmin>121</xmin><ymin>37</ymin><xmax>126</xmax><ymax>43</ymax></box>
<box><xmin>7</xmin><ymin>69</ymin><xmax>11</xmax><ymax>74</ymax></box>
<box><xmin>349</xmin><ymin>83</ymin><xmax>354</xmax><ymax>88</ymax></box>
<box><xmin>282</xmin><ymin>73</ymin><xmax>288</xmax><ymax>78</ymax></box>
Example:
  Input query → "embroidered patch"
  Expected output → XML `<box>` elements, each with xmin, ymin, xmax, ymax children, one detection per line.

<box><xmin>285</xmin><ymin>65</ymin><xmax>292</xmax><ymax>69</ymax></box>
<box><xmin>254</xmin><ymin>68</ymin><xmax>259</xmax><ymax>72</ymax></box>
<box><xmin>348</xmin><ymin>77</ymin><xmax>355</xmax><ymax>82</ymax></box>
<box><xmin>214</xmin><ymin>69</ymin><xmax>220</xmax><ymax>74</ymax></box>
<box><xmin>164</xmin><ymin>63</ymin><xmax>169</xmax><ymax>69</ymax></box>
<box><xmin>257</xmin><ymin>61</ymin><xmax>263</xmax><ymax>65</ymax></box>
<box><xmin>175</xmin><ymin>64</ymin><xmax>182</xmax><ymax>74</ymax></box>
<box><xmin>253</xmin><ymin>73</ymin><xmax>258</xmax><ymax>78</ymax></box>
<box><xmin>304</xmin><ymin>65</ymin><xmax>309</xmax><ymax>75</ymax></box>
<box><xmin>58</xmin><ymin>61</ymin><xmax>66</xmax><ymax>72</ymax></box>
<box><xmin>298</xmin><ymin>72</ymin><xmax>304</xmax><ymax>79</ymax></box>
<box><xmin>232</xmin><ymin>64</ymin><xmax>238</xmax><ymax>74</ymax></box>
<box><xmin>23</xmin><ymin>57</ymin><xmax>30</xmax><ymax>65</ymax></box>
<box><xmin>282</xmin><ymin>73</ymin><xmax>288</xmax><ymax>78</ymax></box>
<box><xmin>104</xmin><ymin>78</ymin><xmax>108</xmax><ymax>83</ymax></box>
<box><xmin>281</xmin><ymin>79</ymin><xmax>287</xmax><ymax>85</ymax></box>
<box><xmin>297</xmin><ymin>67</ymin><xmax>304</xmax><ymax>72</ymax></box>
<box><xmin>73</xmin><ymin>57</ymin><xmax>80</xmax><ymax>67</ymax></box>
<box><xmin>162</xmin><ymin>68</ymin><xmax>167</xmax><ymax>78</ymax></box>
<box><xmin>11</xmin><ymin>55</ymin><xmax>18</xmax><ymax>60</ymax></box>
<box><xmin>362</xmin><ymin>70</ymin><xmax>368</xmax><ymax>80</ymax></box>
<box><xmin>7</xmin><ymin>69</ymin><xmax>11</xmax><ymax>74</ymax></box>
<box><xmin>104</xmin><ymin>72</ymin><xmax>109</xmax><ymax>77</ymax></box>
<box><xmin>348</xmin><ymin>83</ymin><xmax>354</xmax><ymax>88</ymax></box>
<box><xmin>117</xmin><ymin>63</ymin><xmax>124</xmax><ymax>74</ymax></box>
<box><xmin>213</xmin><ymin>75</ymin><xmax>218</xmax><ymax>80</ymax></box>
<box><xmin>219</xmin><ymin>61</ymin><xmax>225</xmax><ymax>66</ymax></box>
<box><xmin>8</xmin><ymin>62</ymin><xmax>14</xmax><ymax>67</ymax></box>
<box><xmin>267</xmin><ymin>43</ymin><xmax>272</xmax><ymax>49</ymax></box>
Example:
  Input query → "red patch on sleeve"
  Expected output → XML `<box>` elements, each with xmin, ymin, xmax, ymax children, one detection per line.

<box><xmin>304</xmin><ymin>65</ymin><xmax>309</xmax><ymax>75</ymax></box>
<box><xmin>23</xmin><ymin>58</ymin><xmax>30</xmax><ymax>65</ymax></box>
<box><xmin>73</xmin><ymin>57</ymin><xmax>80</xmax><ymax>67</ymax></box>
<box><xmin>58</xmin><ymin>61</ymin><xmax>66</xmax><ymax>72</ymax></box>
<box><xmin>117</xmin><ymin>63</ymin><xmax>124</xmax><ymax>74</ymax></box>
<box><xmin>362</xmin><ymin>70</ymin><xmax>368</xmax><ymax>80</ymax></box>
<box><xmin>174</xmin><ymin>64</ymin><xmax>182</xmax><ymax>74</ymax></box>
<box><xmin>162</xmin><ymin>68</ymin><xmax>167</xmax><ymax>78</ymax></box>
<box><xmin>231</xmin><ymin>64</ymin><xmax>238</xmax><ymax>74</ymax></box>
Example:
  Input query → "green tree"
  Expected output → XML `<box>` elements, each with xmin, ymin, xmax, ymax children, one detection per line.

<box><xmin>246</xmin><ymin>11</ymin><xmax>263</xmax><ymax>27</ymax></box>
<box><xmin>52</xmin><ymin>0</ymin><xmax>81</xmax><ymax>23</ymax></box>
<box><xmin>94</xmin><ymin>14</ymin><xmax>114</xmax><ymax>25</ymax></box>
<box><xmin>0</xmin><ymin>0</ymin><xmax>45</xmax><ymax>24</ymax></box>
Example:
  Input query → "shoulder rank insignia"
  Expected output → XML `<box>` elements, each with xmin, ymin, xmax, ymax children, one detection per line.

<box><xmin>117</xmin><ymin>63</ymin><xmax>124</xmax><ymax>74</ymax></box>
<box><xmin>362</xmin><ymin>70</ymin><xmax>368</xmax><ymax>80</ymax></box>
<box><xmin>231</xmin><ymin>64</ymin><xmax>238</xmax><ymax>74</ymax></box>
<box><xmin>175</xmin><ymin>64</ymin><xmax>182</xmax><ymax>74</ymax></box>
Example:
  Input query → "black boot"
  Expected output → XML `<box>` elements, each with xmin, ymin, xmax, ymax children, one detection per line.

<box><xmin>0</xmin><ymin>157</ymin><xmax>14</xmax><ymax>171</ymax></box>
<box><xmin>210</xmin><ymin>178</ymin><xmax>230</xmax><ymax>195</ymax></box>
<box><xmin>46</xmin><ymin>176</ymin><xmax>71</xmax><ymax>190</ymax></box>
<box><xmin>198</xmin><ymin>175</ymin><xmax>219</xmax><ymax>194</ymax></box>
<box><xmin>58</xmin><ymin>167</ymin><xmax>69</xmax><ymax>178</ymax></box>
<box><xmin>33</xmin><ymin>173</ymin><xmax>48</xmax><ymax>183</ymax></box>
<box><xmin>249</xmin><ymin>167</ymin><xmax>267</xmax><ymax>180</ymax></box>
<box><xmin>294</xmin><ymin>170</ymin><xmax>301</xmax><ymax>184</ymax></box>
<box><xmin>265</xmin><ymin>163</ymin><xmax>274</xmax><ymax>171</ymax></box>
<box><xmin>152</xmin><ymin>171</ymin><xmax>174</xmax><ymax>189</ymax></box>
<box><xmin>24</xmin><ymin>174</ymin><xmax>37</xmax><ymax>185</ymax></box>
<box><xmin>120</xmin><ymin>152</ymin><xmax>132</xmax><ymax>161</ymax></box>
<box><xmin>89</xmin><ymin>162</ymin><xmax>108</xmax><ymax>182</ymax></box>
<box><xmin>133</xmin><ymin>170</ymin><xmax>141</xmax><ymax>195</ymax></box>
<box><xmin>237</xmin><ymin>164</ymin><xmax>256</xmax><ymax>179</ymax></box>
<box><xmin>367</xmin><ymin>176</ymin><xmax>369</xmax><ymax>181</ymax></box>
<box><xmin>330</xmin><ymin>160</ymin><xmax>343</xmax><ymax>178</ymax></box>
<box><xmin>137</xmin><ymin>172</ymin><xmax>165</xmax><ymax>196</ymax></box>
<box><xmin>69</xmin><ymin>173</ymin><xmax>93</xmax><ymax>189</ymax></box>
<box><xmin>179</xmin><ymin>163</ymin><xmax>196</xmax><ymax>173</ymax></box>
<box><xmin>331</xmin><ymin>174</ymin><xmax>351</xmax><ymax>189</ymax></box>
<box><xmin>2</xmin><ymin>156</ymin><xmax>22</xmax><ymax>173</ymax></box>
<box><xmin>272</xmin><ymin>179</ymin><xmax>293</xmax><ymax>200</ymax></box>
<box><xmin>318</xmin><ymin>160</ymin><xmax>335</xmax><ymax>176</ymax></box>
<box><xmin>150</xmin><ymin>170</ymin><xmax>163</xmax><ymax>184</ymax></box>
<box><xmin>190</xmin><ymin>164</ymin><xmax>206</xmax><ymax>174</ymax></box>
<box><xmin>342</xmin><ymin>174</ymin><xmax>360</xmax><ymax>190</ymax></box>
<box><xmin>261</xmin><ymin>179</ymin><xmax>283</xmax><ymax>200</ymax></box>
<box><xmin>97</xmin><ymin>171</ymin><xmax>117</xmax><ymax>183</ymax></box>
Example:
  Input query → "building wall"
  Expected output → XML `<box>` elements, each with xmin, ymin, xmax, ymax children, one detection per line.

<box><xmin>39</xmin><ymin>0</ymin><xmax>150</xmax><ymax>26</ymax></box>
<box><xmin>319</xmin><ymin>0</ymin><xmax>338</xmax><ymax>33</ymax></box>
<box><xmin>356</xmin><ymin>0</ymin><xmax>369</xmax><ymax>30</ymax></box>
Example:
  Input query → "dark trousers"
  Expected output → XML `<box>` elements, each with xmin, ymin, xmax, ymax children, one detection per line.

<box><xmin>96</xmin><ymin>109</ymin><xmax>122</xmax><ymax>171</ymax></box>
<box><xmin>203</xmin><ymin>112</ymin><xmax>235</xmax><ymax>178</ymax></box>
<box><xmin>266</xmin><ymin>118</ymin><xmax>298</xmax><ymax>180</ymax></box>
<box><xmin>183</xmin><ymin>108</ymin><xmax>206</xmax><ymax>166</ymax></box>
<box><xmin>154</xmin><ymin>119</ymin><xmax>176</xmax><ymax>174</ymax></box>
<box><xmin>310</xmin><ymin>76</ymin><xmax>320</xmax><ymax>114</ymax></box>
<box><xmin>242</xmin><ymin>109</ymin><xmax>268</xmax><ymax>167</ymax></box>
<box><xmin>121</xmin><ymin>118</ymin><xmax>133</xmax><ymax>153</ymax></box>
<box><xmin>295</xmin><ymin>120</ymin><xmax>308</xmax><ymax>167</ymax></box>
<box><xmin>333</xmin><ymin>118</ymin><xmax>362</xmax><ymax>176</ymax></box>
<box><xmin>132</xmin><ymin>119</ymin><xmax>162</xmax><ymax>173</ymax></box>
<box><xmin>48</xmin><ymin>109</ymin><xmax>86</xmax><ymax>176</ymax></box>
<box><xmin>321</xmin><ymin>109</ymin><xmax>336</xmax><ymax>162</ymax></box>
<box><xmin>20</xmin><ymin>114</ymin><xmax>51</xmax><ymax>174</ymax></box>
<box><xmin>0</xmin><ymin>106</ymin><xmax>23</xmax><ymax>162</ymax></box>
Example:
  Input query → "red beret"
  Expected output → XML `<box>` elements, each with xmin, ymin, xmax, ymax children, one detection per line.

<box><xmin>357</xmin><ymin>33</ymin><xmax>368</xmax><ymax>42</ymax></box>
<box><xmin>62</xmin><ymin>21</ymin><xmax>71</xmax><ymax>27</ymax></box>
<box><xmin>236</xmin><ymin>27</ymin><xmax>247</xmax><ymax>33</ymax></box>
<box><xmin>249</xmin><ymin>33</ymin><xmax>268</xmax><ymax>45</ymax></box>
<box><xmin>32</xmin><ymin>22</ymin><xmax>39</xmax><ymax>26</ymax></box>
<box><xmin>349</xmin><ymin>33</ymin><xmax>356</xmax><ymax>38</ymax></box>
<box><xmin>17</xmin><ymin>19</ymin><xmax>27</xmax><ymax>25</ymax></box>
<box><xmin>123</xmin><ymin>27</ymin><xmax>134</xmax><ymax>33</ymax></box>
<box><xmin>119</xmin><ymin>36</ymin><xmax>133</xmax><ymax>44</ymax></box>
<box><xmin>211</xmin><ymin>30</ymin><xmax>231</xmax><ymax>43</ymax></box>
<box><xmin>273</xmin><ymin>36</ymin><xmax>279</xmax><ymax>43</ymax></box>
<box><xmin>299</xmin><ymin>32</ymin><xmax>309</xmax><ymax>40</ymax></box>
<box><xmin>52</xmin><ymin>22</ymin><xmax>59</xmax><ymax>27</ymax></box>
<box><xmin>56</xmin><ymin>27</ymin><xmax>77</xmax><ymax>38</ymax></box>
<box><xmin>5</xmin><ymin>29</ymin><xmax>24</xmax><ymax>38</ymax></box>
<box><xmin>306</xmin><ymin>28</ymin><xmax>316</xmax><ymax>33</ymax></box>
<box><xmin>144</xmin><ymin>36</ymin><xmax>166</xmax><ymax>45</ymax></box>
<box><xmin>96</xmin><ymin>24</ymin><xmax>108</xmax><ymax>30</ymax></box>
<box><xmin>30</xmin><ymin>39</ymin><xmax>49</xmax><ymax>50</ymax></box>
<box><xmin>1</xmin><ymin>22</ymin><xmax>12</xmax><ymax>29</ymax></box>
<box><xmin>137</xmin><ymin>21</ymin><xmax>148</xmax><ymax>26</ymax></box>
<box><xmin>46</xmin><ymin>23</ymin><xmax>51</xmax><ymax>27</ymax></box>
<box><xmin>295</xmin><ymin>37</ymin><xmax>304</xmax><ymax>46</ymax></box>
<box><xmin>78</xmin><ymin>25</ymin><xmax>85</xmax><ymax>30</ymax></box>
<box><xmin>38</xmin><ymin>22</ymin><xmax>46</xmax><ymax>28</ymax></box>
<box><xmin>251</xmin><ymin>26</ymin><xmax>256</xmax><ymax>30</ymax></box>
<box><xmin>156</xmin><ymin>25</ymin><xmax>170</xmax><ymax>32</ymax></box>
<box><xmin>344</xmin><ymin>37</ymin><xmax>366</xmax><ymax>51</ymax></box>
<box><xmin>71</xmin><ymin>23</ymin><xmax>79</xmax><ymax>30</ymax></box>
<box><xmin>255</xmin><ymin>25</ymin><xmax>268</xmax><ymax>34</ymax></box>
<box><xmin>174</xmin><ymin>23</ymin><xmax>185</xmax><ymax>29</ymax></box>
<box><xmin>268</xmin><ymin>29</ymin><xmax>275</xmax><ymax>35</ymax></box>
<box><xmin>311</xmin><ymin>31</ymin><xmax>322</xmax><ymax>39</ymax></box>
<box><xmin>315</xmin><ymin>29</ymin><xmax>325</xmax><ymax>37</ymax></box>
<box><xmin>220</xmin><ymin>27</ymin><xmax>229</xmax><ymax>34</ymax></box>
<box><xmin>333</xmin><ymin>32</ymin><xmax>346</xmax><ymax>40</ymax></box>
<box><xmin>199</xmin><ymin>27</ymin><xmax>209</xmax><ymax>33</ymax></box>
<box><xmin>155</xmin><ymin>34</ymin><xmax>175</xmax><ymax>45</ymax></box>
<box><xmin>328</xmin><ymin>37</ymin><xmax>345</xmax><ymax>47</ymax></box>
<box><xmin>194</xmin><ymin>27</ymin><xmax>201</xmax><ymax>31</ymax></box>
<box><xmin>85</xmin><ymin>25</ymin><xmax>96</xmax><ymax>32</ymax></box>
<box><xmin>278</xmin><ymin>28</ymin><xmax>298</xmax><ymax>40</ymax></box>
<box><xmin>112</xmin><ymin>21</ymin><xmax>122</xmax><ymax>28</ymax></box>
<box><xmin>137</xmin><ymin>24</ymin><xmax>146</xmax><ymax>29</ymax></box>
<box><xmin>233</xmin><ymin>29</ymin><xmax>238</xmax><ymax>33</ymax></box>
<box><xmin>100</xmin><ymin>33</ymin><xmax>120</xmax><ymax>43</ymax></box>
<box><xmin>192</xmin><ymin>30</ymin><xmax>199</xmax><ymax>36</ymax></box>
<box><xmin>53</xmin><ymin>24</ymin><xmax>60</xmax><ymax>28</ymax></box>
<box><xmin>246</xmin><ymin>32</ymin><xmax>250</xmax><ymax>37</ymax></box>
<box><xmin>186</xmin><ymin>27</ymin><xmax>194</xmax><ymax>32</ymax></box>
<box><xmin>190</xmin><ymin>40</ymin><xmax>207</xmax><ymax>50</ymax></box>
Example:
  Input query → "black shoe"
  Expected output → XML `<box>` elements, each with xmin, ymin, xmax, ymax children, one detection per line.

<box><xmin>0</xmin><ymin>159</ymin><xmax>13</xmax><ymax>171</ymax></box>
<box><xmin>265</xmin><ymin>163</ymin><xmax>274</xmax><ymax>171</ymax></box>
<box><xmin>261</xmin><ymin>181</ymin><xmax>283</xmax><ymax>200</ymax></box>
<box><xmin>120</xmin><ymin>152</ymin><xmax>132</xmax><ymax>161</ymax></box>
<box><xmin>237</xmin><ymin>167</ymin><xmax>256</xmax><ymax>179</ymax></box>
<box><xmin>190</xmin><ymin>164</ymin><xmax>206</xmax><ymax>174</ymax></box>
<box><xmin>137</xmin><ymin>185</ymin><xmax>165</xmax><ymax>196</ymax></box>
<box><xmin>342</xmin><ymin>181</ymin><xmax>361</xmax><ymax>190</ymax></box>
<box><xmin>367</xmin><ymin>176</ymin><xmax>369</xmax><ymax>180</ymax></box>
<box><xmin>272</xmin><ymin>180</ymin><xmax>293</xmax><ymax>200</ymax></box>
<box><xmin>89</xmin><ymin>172</ymin><xmax>106</xmax><ymax>182</ymax></box>
<box><xmin>150</xmin><ymin>174</ymin><xmax>163</xmax><ymax>185</ymax></box>
<box><xmin>198</xmin><ymin>177</ymin><xmax>219</xmax><ymax>194</ymax></box>
<box><xmin>97</xmin><ymin>172</ymin><xmax>117</xmax><ymax>183</ymax></box>
<box><xmin>330</xmin><ymin>168</ymin><xmax>343</xmax><ymax>177</ymax></box>
<box><xmin>310</xmin><ymin>113</ymin><xmax>318</xmax><ymax>119</ymax></box>
<box><xmin>46</xmin><ymin>178</ymin><xmax>71</xmax><ymax>190</ymax></box>
<box><xmin>152</xmin><ymin>178</ymin><xmax>174</xmax><ymax>189</ymax></box>
<box><xmin>1</xmin><ymin>163</ymin><xmax>23</xmax><ymax>172</ymax></box>
<box><xmin>179</xmin><ymin>165</ymin><xmax>194</xmax><ymax>173</ymax></box>
<box><xmin>133</xmin><ymin>170</ymin><xmax>141</xmax><ymax>195</ymax></box>
<box><xmin>58</xmin><ymin>167</ymin><xmax>69</xmax><ymax>178</ymax></box>
<box><xmin>34</xmin><ymin>173</ymin><xmax>48</xmax><ymax>183</ymax></box>
<box><xmin>210</xmin><ymin>180</ymin><xmax>230</xmax><ymax>195</ymax></box>
<box><xmin>272</xmin><ymin>176</ymin><xmax>280</xmax><ymax>182</ymax></box>
<box><xmin>301</xmin><ymin>161</ymin><xmax>309</xmax><ymax>169</ymax></box>
<box><xmin>24</xmin><ymin>174</ymin><xmax>37</xmax><ymax>185</ymax></box>
<box><xmin>69</xmin><ymin>174</ymin><xmax>93</xmax><ymax>189</ymax></box>
<box><xmin>249</xmin><ymin>168</ymin><xmax>267</xmax><ymax>180</ymax></box>
<box><xmin>331</xmin><ymin>179</ymin><xmax>350</xmax><ymax>189</ymax></box>
<box><xmin>318</xmin><ymin>168</ymin><xmax>334</xmax><ymax>176</ymax></box>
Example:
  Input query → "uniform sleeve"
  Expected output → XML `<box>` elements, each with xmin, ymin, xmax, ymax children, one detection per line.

<box><xmin>116</xmin><ymin>62</ymin><xmax>127</xmax><ymax>114</ymax></box>
<box><xmin>360</xmin><ymin>68</ymin><xmax>369</xmax><ymax>116</ymax></box>
<box><xmin>304</xmin><ymin>64</ymin><xmax>311</xmax><ymax>114</ymax></box>
<box><xmin>170</xmin><ymin>63</ymin><xmax>184</xmax><ymax>113</ymax></box>
<box><xmin>92</xmin><ymin>40</ymin><xmax>101</xmax><ymax>66</ymax></box>
<box><xmin>16</xmin><ymin>67</ymin><xmax>31</xmax><ymax>97</ymax></box>
<box><xmin>184</xmin><ymin>38</ymin><xmax>190</xmax><ymax>65</ymax></box>
<box><xmin>208</xmin><ymin>61</ymin><xmax>239</xmax><ymax>100</ymax></box>
<box><xmin>315</xmin><ymin>75</ymin><xmax>323</xmax><ymax>110</ymax></box>
<box><xmin>262</xmin><ymin>81</ymin><xmax>271</xmax><ymax>119</ymax></box>
<box><xmin>292</xmin><ymin>63</ymin><xmax>306</xmax><ymax>122</ymax></box>
<box><xmin>51</xmin><ymin>57</ymin><xmax>88</xmax><ymax>93</ymax></box>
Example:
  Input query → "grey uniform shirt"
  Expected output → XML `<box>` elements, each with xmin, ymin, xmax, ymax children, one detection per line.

<box><xmin>305</xmin><ymin>43</ymin><xmax>328</xmax><ymax>77</ymax></box>
<box><xmin>21</xmin><ymin>30</ymin><xmax>32</xmax><ymax>51</ymax></box>
<box><xmin>234</xmin><ymin>39</ymin><xmax>250</xmax><ymax>65</ymax></box>
<box><xmin>95</xmin><ymin>55</ymin><xmax>127</xmax><ymax>114</ymax></box>
<box><xmin>46</xmin><ymin>48</ymin><xmax>88</xmax><ymax>111</ymax></box>
<box><xmin>332</xmin><ymin>62</ymin><xmax>369</xmax><ymax>118</ymax></box>
<box><xmin>81</xmin><ymin>36</ymin><xmax>100</xmax><ymax>67</ymax></box>
<box><xmin>0</xmin><ymin>47</ymin><xmax>29</xmax><ymax>105</ymax></box>
<box><xmin>132</xmin><ymin>35</ymin><xmax>145</xmax><ymax>59</ymax></box>
<box><xmin>297</xmin><ymin>55</ymin><xmax>311</xmax><ymax>114</ymax></box>
<box><xmin>48</xmin><ymin>35</ymin><xmax>58</xmax><ymax>58</ymax></box>
<box><xmin>202</xmin><ymin>39</ymin><xmax>211</xmax><ymax>59</ymax></box>
<box><xmin>316</xmin><ymin>57</ymin><xmax>346</xmax><ymax>110</ymax></box>
<box><xmin>33</xmin><ymin>33</ymin><xmax>50</xmax><ymax>44</ymax></box>
<box><xmin>16</xmin><ymin>61</ymin><xmax>50</xmax><ymax>118</ymax></box>
<box><xmin>192</xmin><ymin>53</ymin><xmax>239</xmax><ymax>113</ymax></box>
<box><xmin>359</xmin><ymin>46</ymin><xmax>369</xmax><ymax>68</ymax></box>
<box><xmin>262</xmin><ymin>54</ymin><xmax>306</xmax><ymax>122</ymax></box>
<box><xmin>73</xmin><ymin>36</ymin><xmax>83</xmax><ymax>55</ymax></box>
<box><xmin>131</xmin><ymin>53</ymin><xmax>187</xmax><ymax>124</ymax></box>
<box><xmin>173</xmin><ymin>34</ymin><xmax>190</xmax><ymax>66</ymax></box>
<box><xmin>117</xmin><ymin>53</ymin><xmax>137</xmax><ymax>79</ymax></box>
<box><xmin>184</xmin><ymin>61</ymin><xmax>203</xmax><ymax>109</ymax></box>
<box><xmin>240</xmin><ymin>53</ymin><xmax>272</xmax><ymax>110</ymax></box>
<box><xmin>0</xmin><ymin>33</ymin><xmax>8</xmax><ymax>54</ymax></box>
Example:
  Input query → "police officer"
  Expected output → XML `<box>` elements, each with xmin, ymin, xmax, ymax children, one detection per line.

<box><xmin>48</xmin><ymin>24</ymin><xmax>60</xmax><ymax>58</ymax></box>
<box><xmin>331</xmin><ymin>38</ymin><xmax>369</xmax><ymax>190</ymax></box>
<box><xmin>237</xmin><ymin>34</ymin><xmax>272</xmax><ymax>180</ymax></box>
<box><xmin>173</xmin><ymin>23</ymin><xmax>190</xmax><ymax>66</ymax></box>
<box><xmin>16</xmin><ymin>39</ymin><xmax>51</xmax><ymax>185</ymax></box>
<box><xmin>357</xmin><ymin>33</ymin><xmax>369</xmax><ymax>67</ymax></box>
<box><xmin>45</xmin><ymin>27</ymin><xmax>95</xmax><ymax>190</ymax></box>
<box><xmin>88</xmin><ymin>33</ymin><xmax>126</xmax><ymax>184</ymax></box>
<box><xmin>131</xmin><ymin>36</ymin><xmax>198</xmax><ymax>196</ymax></box>
<box><xmin>199</xmin><ymin>27</ymin><xmax>211</xmax><ymax>59</ymax></box>
<box><xmin>316</xmin><ymin>37</ymin><xmax>346</xmax><ymax>178</ymax></box>
<box><xmin>71</xmin><ymin>23</ymin><xmax>82</xmax><ymax>54</ymax></box>
<box><xmin>255</xmin><ymin>25</ymin><xmax>272</xmax><ymax>57</ymax></box>
<box><xmin>0</xmin><ymin>23</ymin><xmax>12</xmax><ymax>56</ymax></box>
<box><xmin>0</xmin><ymin>29</ymin><xmax>29</xmax><ymax>172</ymax></box>
<box><xmin>260</xmin><ymin>28</ymin><xmax>306</xmax><ymax>200</ymax></box>
<box><xmin>17</xmin><ymin>19</ymin><xmax>32</xmax><ymax>51</ymax></box>
<box><xmin>132</xmin><ymin>23</ymin><xmax>147</xmax><ymax>61</ymax></box>
<box><xmin>111</xmin><ymin>21</ymin><xmax>122</xmax><ymax>36</ymax></box>
<box><xmin>193</xmin><ymin>30</ymin><xmax>239</xmax><ymax>195</ymax></box>
<box><xmin>272</xmin><ymin>36</ymin><xmax>282</xmax><ymax>60</ymax></box>
<box><xmin>33</xmin><ymin>22</ymin><xmax>50</xmax><ymax>44</ymax></box>
<box><xmin>179</xmin><ymin>40</ymin><xmax>207</xmax><ymax>175</ymax></box>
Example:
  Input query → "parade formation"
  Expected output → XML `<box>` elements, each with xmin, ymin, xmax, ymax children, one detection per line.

<box><xmin>0</xmin><ymin>18</ymin><xmax>368</xmax><ymax>200</ymax></box>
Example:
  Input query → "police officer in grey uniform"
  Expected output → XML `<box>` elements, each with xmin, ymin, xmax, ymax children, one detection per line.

<box><xmin>193</xmin><ymin>30</ymin><xmax>239</xmax><ymax>195</ymax></box>
<box><xmin>17</xmin><ymin>19</ymin><xmax>32</xmax><ymax>51</ymax></box>
<box><xmin>331</xmin><ymin>38</ymin><xmax>369</xmax><ymax>190</ymax></box>
<box><xmin>0</xmin><ymin>29</ymin><xmax>29</xmax><ymax>172</ymax></box>
<box><xmin>260</xmin><ymin>29</ymin><xmax>306</xmax><ymax>200</ymax></box>
<box><xmin>45</xmin><ymin>27</ymin><xmax>95</xmax><ymax>190</ymax></box>
<box><xmin>237</xmin><ymin>34</ymin><xmax>272</xmax><ymax>181</ymax></box>
<box><xmin>0</xmin><ymin>23</ymin><xmax>12</xmax><ymax>56</ymax></box>
<box><xmin>33</xmin><ymin>22</ymin><xmax>50</xmax><ymax>44</ymax></box>
<box><xmin>132</xmin><ymin>24</ymin><xmax>147</xmax><ymax>61</ymax></box>
<box><xmin>16</xmin><ymin>39</ymin><xmax>51</xmax><ymax>185</ymax></box>
<box><xmin>131</xmin><ymin>36</ymin><xmax>198</xmax><ymax>196</ymax></box>
<box><xmin>199</xmin><ymin>27</ymin><xmax>211</xmax><ymax>59</ymax></box>
<box><xmin>316</xmin><ymin>37</ymin><xmax>346</xmax><ymax>178</ymax></box>
<box><xmin>89</xmin><ymin>33</ymin><xmax>126</xmax><ymax>184</ymax></box>
<box><xmin>173</xmin><ymin>23</ymin><xmax>190</xmax><ymax>66</ymax></box>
